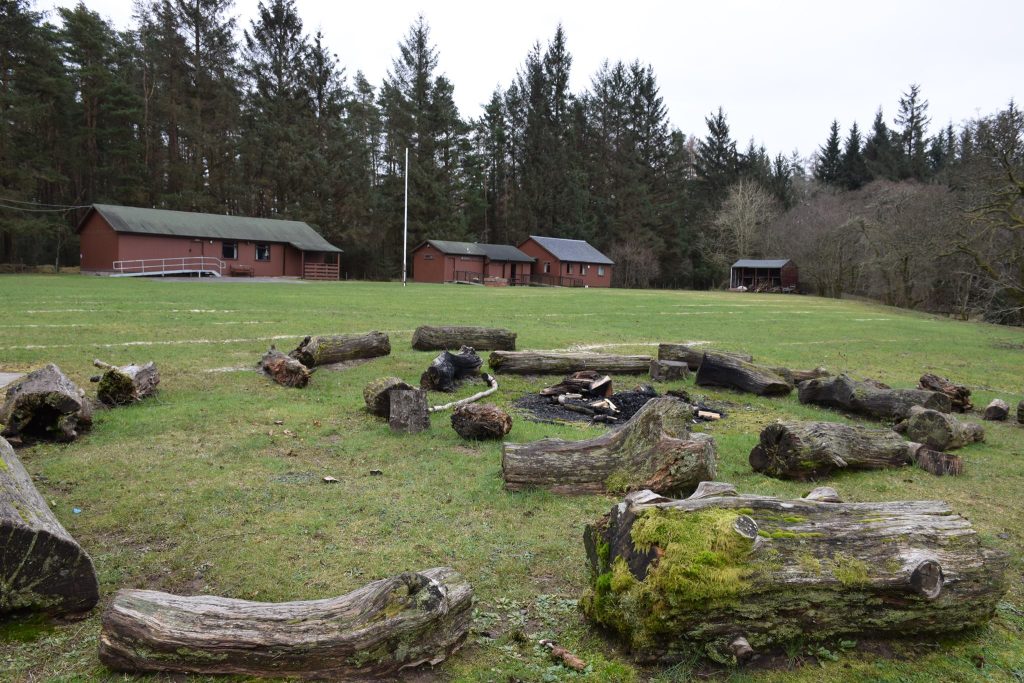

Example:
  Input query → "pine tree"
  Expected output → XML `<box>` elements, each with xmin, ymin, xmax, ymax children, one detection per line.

<box><xmin>814</xmin><ymin>120</ymin><xmax>843</xmax><ymax>186</ymax></box>
<box><xmin>863</xmin><ymin>108</ymin><xmax>898</xmax><ymax>181</ymax></box>
<box><xmin>895</xmin><ymin>83</ymin><xmax>931</xmax><ymax>180</ymax></box>
<box><xmin>839</xmin><ymin>122</ymin><xmax>869</xmax><ymax>190</ymax></box>
<box><xmin>695</xmin><ymin>106</ymin><xmax>740</xmax><ymax>207</ymax></box>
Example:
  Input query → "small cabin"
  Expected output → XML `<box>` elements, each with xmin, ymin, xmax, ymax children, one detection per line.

<box><xmin>730</xmin><ymin>259</ymin><xmax>799</xmax><ymax>292</ymax></box>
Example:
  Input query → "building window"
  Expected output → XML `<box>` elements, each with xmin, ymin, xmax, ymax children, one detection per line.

<box><xmin>566</xmin><ymin>263</ymin><xmax>574</xmax><ymax>274</ymax></box>
<box><xmin>423</xmin><ymin>254</ymin><xmax>434</xmax><ymax>260</ymax></box>
<box><xmin>544</xmin><ymin>261</ymin><xmax>550</xmax><ymax>274</ymax></box>
<box><xmin>255</xmin><ymin>243</ymin><xmax>271</xmax><ymax>261</ymax></box>
<box><xmin>598</xmin><ymin>266</ymin><xmax>605</xmax><ymax>276</ymax></box>
<box><xmin>222</xmin><ymin>241</ymin><xmax>238</xmax><ymax>260</ymax></box>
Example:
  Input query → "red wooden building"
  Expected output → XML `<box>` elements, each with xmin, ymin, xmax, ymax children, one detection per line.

<box><xmin>517</xmin><ymin>235</ymin><xmax>614</xmax><ymax>287</ymax></box>
<box><xmin>411</xmin><ymin>240</ymin><xmax>534</xmax><ymax>285</ymax></box>
<box><xmin>77</xmin><ymin>204</ymin><xmax>342</xmax><ymax>279</ymax></box>
<box><xmin>730</xmin><ymin>259</ymin><xmax>799</xmax><ymax>292</ymax></box>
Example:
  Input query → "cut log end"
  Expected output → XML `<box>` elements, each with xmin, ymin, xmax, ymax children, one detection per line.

<box><xmin>911</xmin><ymin>559</ymin><xmax>944</xmax><ymax>599</ymax></box>
<box><xmin>984</xmin><ymin>399</ymin><xmax>1009</xmax><ymax>421</ymax></box>
<box><xmin>363</xmin><ymin>377</ymin><xmax>414</xmax><ymax>417</ymax></box>
<box><xmin>0</xmin><ymin>364</ymin><xmax>91</xmax><ymax>443</ymax></box>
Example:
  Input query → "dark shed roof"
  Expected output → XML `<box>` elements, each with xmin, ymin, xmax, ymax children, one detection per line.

<box><xmin>731</xmin><ymin>259</ymin><xmax>792</xmax><ymax>269</ymax></box>
<box><xmin>420</xmin><ymin>240</ymin><xmax>534</xmax><ymax>263</ymax></box>
<box><xmin>80</xmin><ymin>204</ymin><xmax>342</xmax><ymax>253</ymax></box>
<box><xmin>526</xmin><ymin>235</ymin><xmax>614</xmax><ymax>265</ymax></box>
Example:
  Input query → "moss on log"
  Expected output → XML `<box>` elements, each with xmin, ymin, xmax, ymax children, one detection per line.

<box><xmin>798</xmin><ymin>373</ymin><xmax>951</xmax><ymax>420</ymax></box>
<box><xmin>289</xmin><ymin>332</ymin><xmax>390</xmax><ymax>367</ymax></box>
<box><xmin>695</xmin><ymin>352</ymin><xmax>792</xmax><ymax>396</ymax></box>
<box><xmin>904</xmin><ymin>406</ymin><xmax>984</xmax><ymax>451</ymax></box>
<box><xmin>0</xmin><ymin>364</ymin><xmax>92</xmax><ymax>443</ymax></box>
<box><xmin>412</xmin><ymin>325</ymin><xmax>516</xmax><ymax>351</ymax></box>
<box><xmin>488</xmin><ymin>351</ymin><xmax>652</xmax><ymax>375</ymax></box>
<box><xmin>363</xmin><ymin>377</ymin><xmax>414</xmax><ymax>417</ymax></box>
<box><xmin>93</xmin><ymin>359</ymin><xmax>159</xmax><ymax>406</ymax></box>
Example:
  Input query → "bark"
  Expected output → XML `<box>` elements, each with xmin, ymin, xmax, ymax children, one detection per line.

<box><xmin>488</xmin><ymin>351</ymin><xmax>652</xmax><ymax>375</ymax></box>
<box><xmin>649</xmin><ymin>360</ymin><xmax>689</xmax><ymax>382</ymax></box>
<box><xmin>918</xmin><ymin>374</ymin><xmax>972</xmax><ymax>412</ymax></box>
<box><xmin>412</xmin><ymin>325</ymin><xmax>516</xmax><ymax>351</ymax></box>
<box><xmin>0</xmin><ymin>436</ymin><xmax>99</xmax><ymax>616</ymax></box>
<box><xmin>749</xmin><ymin>421</ymin><xmax>914</xmax><ymax>479</ymax></box>
<box><xmin>0</xmin><ymin>364</ymin><xmax>92</xmax><ymax>443</ymax></box>
<box><xmin>984</xmin><ymin>399</ymin><xmax>1009</xmax><ymax>421</ymax></box>
<box><xmin>363</xmin><ymin>377</ymin><xmax>414</xmax><ymax>417</ymax></box>
<box><xmin>502</xmin><ymin>397</ymin><xmax>717</xmax><ymax>496</ymax></box>
<box><xmin>259</xmin><ymin>348</ymin><xmax>310</xmax><ymax>388</ymax></box>
<box><xmin>1018</xmin><ymin>400</ymin><xmax>1024</xmax><ymax>425</ymax></box>
<box><xmin>389</xmin><ymin>389</ymin><xmax>430</xmax><ymax>434</ymax></box>
<box><xmin>772</xmin><ymin>366</ymin><xmax>831</xmax><ymax>384</ymax></box>
<box><xmin>582</xmin><ymin>486</ymin><xmax>1009</xmax><ymax>663</ymax></box>
<box><xmin>289</xmin><ymin>332</ymin><xmax>390</xmax><ymax>367</ymax></box>
<box><xmin>92</xmin><ymin>360</ymin><xmax>160</xmax><ymax>406</ymax></box>
<box><xmin>451</xmin><ymin>404</ymin><xmax>512</xmax><ymax>440</ymax></box>
<box><xmin>98</xmin><ymin>567</ymin><xmax>473</xmax><ymax>679</ymax></box>
<box><xmin>904</xmin><ymin>406</ymin><xmax>984</xmax><ymax>451</ymax></box>
<box><xmin>695</xmin><ymin>352</ymin><xmax>792</xmax><ymax>396</ymax></box>
<box><xmin>420</xmin><ymin>347</ymin><xmax>483</xmax><ymax>392</ymax></box>
<box><xmin>908</xmin><ymin>444</ymin><xmax>964</xmax><ymax>476</ymax></box>
<box><xmin>658</xmin><ymin>343</ymin><xmax>751</xmax><ymax>371</ymax></box>
<box><xmin>798</xmin><ymin>374</ymin><xmax>951</xmax><ymax>420</ymax></box>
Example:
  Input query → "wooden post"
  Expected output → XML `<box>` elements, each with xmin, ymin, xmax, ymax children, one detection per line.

<box><xmin>389</xmin><ymin>389</ymin><xmax>430</xmax><ymax>434</ymax></box>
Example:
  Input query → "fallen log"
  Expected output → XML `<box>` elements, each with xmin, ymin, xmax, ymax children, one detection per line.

<box><xmin>1</xmin><ymin>436</ymin><xmax>99</xmax><ymax>616</ymax></box>
<box><xmin>92</xmin><ymin>359</ymin><xmax>160</xmax><ymax>406</ymax></box>
<box><xmin>259</xmin><ymin>347</ymin><xmax>310</xmax><ymax>388</ymax></box>
<box><xmin>540</xmin><ymin>370</ymin><xmax>612</xmax><ymax>398</ymax></box>
<box><xmin>695</xmin><ymin>352</ymin><xmax>792</xmax><ymax>396</ymax></box>
<box><xmin>451</xmin><ymin>403</ymin><xmax>512</xmax><ymax>439</ymax></box>
<box><xmin>489</xmin><ymin>351</ymin><xmax>652</xmax><ymax>375</ymax></box>
<box><xmin>798</xmin><ymin>373</ymin><xmax>951</xmax><ymax>420</ymax></box>
<box><xmin>289</xmin><ymin>331</ymin><xmax>390</xmax><ymax>367</ymax></box>
<box><xmin>749</xmin><ymin>420</ymin><xmax>913</xmax><ymax>479</ymax></box>
<box><xmin>430</xmin><ymin>373</ymin><xmax>499</xmax><ymax>412</ymax></box>
<box><xmin>0</xmin><ymin>364</ymin><xmax>92</xmax><ymax>443</ymax></box>
<box><xmin>98</xmin><ymin>567</ymin><xmax>473</xmax><ymax>678</ymax></box>
<box><xmin>363</xmin><ymin>377</ymin><xmax>414</xmax><ymax>417</ymax></box>
<box><xmin>904</xmin><ymin>406</ymin><xmax>984</xmax><ymax>451</ymax></box>
<box><xmin>420</xmin><ymin>346</ymin><xmax>482</xmax><ymax>392</ymax></box>
<box><xmin>581</xmin><ymin>485</ymin><xmax>1008</xmax><ymax>663</ymax></box>
<box><xmin>918</xmin><ymin>373</ymin><xmax>972</xmax><ymax>412</ymax></box>
<box><xmin>389</xmin><ymin>389</ymin><xmax>430</xmax><ymax>434</ymax></box>
<box><xmin>772</xmin><ymin>366</ymin><xmax>831</xmax><ymax>384</ymax></box>
<box><xmin>984</xmin><ymin>399</ymin><xmax>1009</xmax><ymax>421</ymax></box>
<box><xmin>658</xmin><ymin>343</ymin><xmax>751</xmax><ymax>371</ymax></box>
<box><xmin>502</xmin><ymin>397</ymin><xmax>716</xmax><ymax>496</ymax></box>
<box><xmin>412</xmin><ymin>325</ymin><xmax>516</xmax><ymax>351</ymax></box>
<box><xmin>649</xmin><ymin>360</ymin><xmax>689</xmax><ymax>382</ymax></box>
<box><xmin>1019</xmin><ymin>399</ymin><xmax>1024</xmax><ymax>424</ymax></box>
<box><xmin>908</xmin><ymin>443</ymin><xmax>964</xmax><ymax>476</ymax></box>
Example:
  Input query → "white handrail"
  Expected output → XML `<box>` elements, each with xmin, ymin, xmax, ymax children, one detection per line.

<box><xmin>112</xmin><ymin>256</ymin><xmax>225</xmax><ymax>276</ymax></box>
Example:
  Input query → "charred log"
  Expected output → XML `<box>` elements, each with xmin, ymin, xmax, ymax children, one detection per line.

<box><xmin>695</xmin><ymin>352</ymin><xmax>792</xmax><ymax>396</ymax></box>
<box><xmin>904</xmin><ymin>406</ymin><xmax>984</xmax><ymax>451</ymax></box>
<box><xmin>0</xmin><ymin>364</ymin><xmax>92</xmax><ymax>443</ymax></box>
<box><xmin>489</xmin><ymin>351</ymin><xmax>652</xmax><ymax>375</ymax></box>
<box><xmin>363</xmin><ymin>377</ymin><xmax>414</xmax><ymax>417</ymax></box>
<box><xmin>412</xmin><ymin>325</ymin><xmax>516</xmax><ymax>351</ymax></box>
<box><xmin>92</xmin><ymin>359</ymin><xmax>159</xmax><ymax>406</ymax></box>
<box><xmin>798</xmin><ymin>374</ymin><xmax>951</xmax><ymax>420</ymax></box>
<box><xmin>540</xmin><ymin>370</ymin><xmax>612</xmax><ymax>398</ymax></box>
<box><xmin>289</xmin><ymin>332</ymin><xmax>390</xmax><ymax>367</ymax></box>
<box><xmin>420</xmin><ymin>346</ymin><xmax>483</xmax><ymax>392</ymax></box>
<box><xmin>451</xmin><ymin>404</ymin><xmax>512</xmax><ymax>440</ymax></box>
<box><xmin>918</xmin><ymin>374</ymin><xmax>972</xmax><ymax>412</ymax></box>
<box><xmin>259</xmin><ymin>347</ymin><xmax>310</xmax><ymax>388</ymax></box>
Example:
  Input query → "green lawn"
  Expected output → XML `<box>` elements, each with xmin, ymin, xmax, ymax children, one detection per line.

<box><xmin>1</xmin><ymin>275</ymin><xmax>1023</xmax><ymax>682</ymax></box>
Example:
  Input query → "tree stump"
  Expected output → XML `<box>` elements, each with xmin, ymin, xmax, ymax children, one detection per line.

<box><xmin>581</xmin><ymin>485</ymin><xmax>1009</xmax><ymax>663</ymax></box>
<box><xmin>908</xmin><ymin>444</ymin><xmax>964</xmax><ymax>476</ymax></box>
<box><xmin>412</xmin><ymin>325</ymin><xmax>516</xmax><ymax>351</ymax></box>
<box><xmin>0</xmin><ymin>364</ymin><xmax>92</xmax><ymax>443</ymax></box>
<box><xmin>695</xmin><ymin>352</ymin><xmax>792</xmax><ymax>396</ymax></box>
<box><xmin>259</xmin><ymin>347</ymin><xmax>310</xmax><ymax>388</ymax></box>
<box><xmin>420</xmin><ymin>346</ymin><xmax>483</xmax><ymax>392</ymax></box>
<box><xmin>983</xmin><ymin>399</ymin><xmax>1009</xmax><ymax>421</ymax></box>
<box><xmin>649</xmin><ymin>360</ymin><xmax>689</xmax><ymax>382</ymax></box>
<box><xmin>904</xmin><ymin>406</ymin><xmax>984</xmax><ymax>450</ymax></box>
<box><xmin>502</xmin><ymin>397</ymin><xmax>717</xmax><ymax>496</ymax></box>
<box><xmin>0</xmin><ymin>436</ymin><xmax>99</xmax><ymax>616</ymax></box>
<box><xmin>658</xmin><ymin>343</ymin><xmax>751</xmax><ymax>371</ymax></box>
<box><xmin>389</xmin><ymin>389</ymin><xmax>430</xmax><ymax>434</ymax></box>
<box><xmin>363</xmin><ymin>377</ymin><xmax>414</xmax><ymax>417</ymax></box>
<box><xmin>92</xmin><ymin>359</ymin><xmax>160</xmax><ymax>406</ymax></box>
<box><xmin>289</xmin><ymin>331</ymin><xmax>390</xmax><ymax>367</ymax></box>
<box><xmin>488</xmin><ymin>351</ymin><xmax>652</xmax><ymax>375</ymax></box>
<box><xmin>798</xmin><ymin>373</ymin><xmax>951</xmax><ymax>420</ymax></box>
<box><xmin>918</xmin><ymin>373</ymin><xmax>972</xmax><ymax>412</ymax></box>
<box><xmin>451</xmin><ymin>404</ymin><xmax>512</xmax><ymax>439</ymax></box>
<box><xmin>98</xmin><ymin>567</ymin><xmax>473</xmax><ymax>678</ymax></box>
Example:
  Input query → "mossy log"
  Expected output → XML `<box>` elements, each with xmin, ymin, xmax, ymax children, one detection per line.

<box><xmin>581</xmin><ymin>485</ymin><xmax>1009</xmax><ymax>663</ymax></box>
<box><xmin>363</xmin><ymin>377</ymin><xmax>414</xmax><ymax>417</ymax></box>
<box><xmin>258</xmin><ymin>347</ymin><xmax>310</xmax><ymax>388</ymax></box>
<box><xmin>798</xmin><ymin>373</ymin><xmax>951</xmax><ymax>420</ymax></box>
<box><xmin>649</xmin><ymin>360</ymin><xmax>689</xmax><ymax>382</ymax></box>
<box><xmin>420</xmin><ymin>346</ymin><xmax>482</xmax><ymax>392</ymax></box>
<box><xmin>695</xmin><ymin>352</ymin><xmax>792</xmax><ymax>396</ymax></box>
<box><xmin>92</xmin><ymin>359</ymin><xmax>159</xmax><ymax>406</ymax></box>
<box><xmin>904</xmin><ymin>406</ymin><xmax>984</xmax><ymax>451</ymax></box>
<box><xmin>918</xmin><ymin>374</ymin><xmax>972</xmax><ymax>412</ymax></box>
<box><xmin>289</xmin><ymin>331</ymin><xmax>390</xmax><ymax>367</ymax></box>
<box><xmin>0</xmin><ymin>436</ymin><xmax>99</xmax><ymax>616</ymax></box>
<box><xmin>412</xmin><ymin>325</ymin><xmax>516</xmax><ymax>351</ymax></box>
<box><xmin>488</xmin><ymin>351</ymin><xmax>652</xmax><ymax>375</ymax></box>
<box><xmin>658</xmin><ymin>343</ymin><xmax>751</xmax><ymax>371</ymax></box>
<box><xmin>502</xmin><ymin>397</ymin><xmax>716</xmax><ymax>495</ymax></box>
<box><xmin>984</xmin><ymin>399</ymin><xmax>1009</xmax><ymax>421</ymax></box>
<box><xmin>451</xmin><ymin>403</ymin><xmax>512</xmax><ymax>439</ymax></box>
<box><xmin>98</xmin><ymin>567</ymin><xmax>473</xmax><ymax>678</ymax></box>
<box><xmin>771</xmin><ymin>366</ymin><xmax>831</xmax><ymax>385</ymax></box>
<box><xmin>0</xmin><ymin>364</ymin><xmax>92</xmax><ymax>443</ymax></box>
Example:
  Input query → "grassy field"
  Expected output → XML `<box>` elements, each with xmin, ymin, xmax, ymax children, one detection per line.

<box><xmin>1</xmin><ymin>275</ymin><xmax>1023</xmax><ymax>682</ymax></box>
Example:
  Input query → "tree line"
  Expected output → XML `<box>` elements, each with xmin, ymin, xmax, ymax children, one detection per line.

<box><xmin>1</xmin><ymin>0</ymin><xmax>1021</xmax><ymax>323</ymax></box>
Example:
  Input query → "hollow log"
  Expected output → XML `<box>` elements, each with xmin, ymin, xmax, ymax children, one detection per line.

<box><xmin>918</xmin><ymin>373</ymin><xmax>972</xmax><ymax>412</ymax></box>
<box><xmin>363</xmin><ymin>377</ymin><xmax>414</xmax><ymax>417</ymax></box>
<box><xmin>420</xmin><ymin>346</ymin><xmax>483</xmax><ymax>392</ymax></box>
<box><xmin>451</xmin><ymin>403</ymin><xmax>512</xmax><ymax>440</ymax></box>
<box><xmin>749</xmin><ymin>420</ymin><xmax>913</xmax><ymax>479</ymax></box>
<box><xmin>695</xmin><ymin>352</ymin><xmax>792</xmax><ymax>396</ymax></box>
<box><xmin>489</xmin><ymin>351</ymin><xmax>652</xmax><ymax>375</ymax></box>
<box><xmin>798</xmin><ymin>373</ymin><xmax>951</xmax><ymax>420</ymax></box>
<box><xmin>502</xmin><ymin>397</ymin><xmax>716</xmax><ymax>496</ymax></box>
<box><xmin>0</xmin><ymin>436</ymin><xmax>98</xmax><ymax>616</ymax></box>
<box><xmin>389</xmin><ymin>389</ymin><xmax>430</xmax><ymax>434</ymax></box>
<box><xmin>0</xmin><ymin>364</ymin><xmax>92</xmax><ymax>443</ymax></box>
<box><xmin>984</xmin><ymin>399</ymin><xmax>1009</xmax><ymax>421</ymax></box>
<box><xmin>904</xmin><ymin>406</ymin><xmax>984</xmax><ymax>451</ymax></box>
<box><xmin>649</xmin><ymin>360</ymin><xmax>689</xmax><ymax>382</ymax></box>
<box><xmin>259</xmin><ymin>347</ymin><xmax>310</xmax><ymax>388</ymax></box>
<box><xmin>92</xmin><ymin>359</ymin><xmax>160</xmax><ymax>406</ymax></box>
<box><xmin>657</xmin><ymin>343</ymin><xmax>751</xmax><ymax>371</ymax></box>
<box><xmin>581</xmin><ymin>486</ymin><xmax>1008</xmax><ymax>664</ymax></box>
<box><xmin>289</xmin><ymin>331</ymin><xmax>390</xmax><ymax>367</ymax></box>
<box><xmin>412</xmin><ymin>325</ymin><xmax>516</xmax><ymax>351</ymax></box>
<box><xmin>98</xmin><ymin>567</ymin><xmax>473</xmax><ymax>678</ymax></box>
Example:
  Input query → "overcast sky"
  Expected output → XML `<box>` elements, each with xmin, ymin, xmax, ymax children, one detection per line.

<box><xmin>40</xmin><ymin>0</ymin><xmax>1022</xmax><ymax>161</ymax></box>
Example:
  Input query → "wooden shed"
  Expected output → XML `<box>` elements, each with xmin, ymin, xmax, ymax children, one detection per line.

<box><xmin>730</xmin><ymin>259</ymin><xmax>799</xmax><ymax>292</ymax></box>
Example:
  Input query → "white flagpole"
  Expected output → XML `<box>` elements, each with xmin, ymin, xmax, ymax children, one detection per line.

<box><xmin>402</xmin><ymin>147</ymin><xmax>409</xmax><ymax>287</ymax></box>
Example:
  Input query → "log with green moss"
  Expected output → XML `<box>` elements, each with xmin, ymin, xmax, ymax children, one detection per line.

<box><xmin>0</xmin><ymin>436</ymin><xmax>99</xmax><ymax>616</ymax></box>
<box><xmin>581</xmin><ymin>485</ymin><xmax>1008</xmax><ymax>664</ymax></box>
<box><xmin>502</xmin><ymin>397</ymin><xmax>716</xmax><ymax>495</ymax></box>
<box><xmin>798</xmin><ymin>373</ymin><xmax>951</xmax><ymax>420</ymax></box>
<box><xmin>289</xmin><ymin>331</ymin><xmax>390</xmax><ymax>367</ymax></box>
<box><xmin>695</xmin><ymin>351</ymin><xmax>792</xmax><ymax>396</ymax></box>
<box><xmin>0</xmin><ymin>364</ymin><xmax>92</xmax><ymax>443</ymax></box>
<box><xmin>99</xmin><ymin>567</ymin><xmax>473</xmax><ymax>678</ymax></box>
<box><xmin>363</xmin><ymin>376</ymin><xmax>414</xmax><ymax>417</ymax></box>
<box><xmin>488</xmin><ymin>350</ymin><xmax>652</xmax><ymax>375</ymax></box>
<box><xmin>657</xmin><ymin>343</ymin><xmax>751</xmax><ymax>371</ymax></box>
<box><xmin>903</xmin><ymin>406</ymin><xmax>984</xmax><ymax>451</ymax></box>
<box><xmin>92</xmin><ymin>359</ymin><xmax>160</xmax><ymax>406</ymax></box>
<box><xmin>412</xmin><ymin>325</ymin><xmax>516</xmax><ymax>351</ymax></box>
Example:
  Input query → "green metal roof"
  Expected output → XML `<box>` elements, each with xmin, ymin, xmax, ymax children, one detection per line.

<box><xmin>82</xmin><ymin>204</ymin><xmax>342</xmax><ymax>253</ymax></box>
